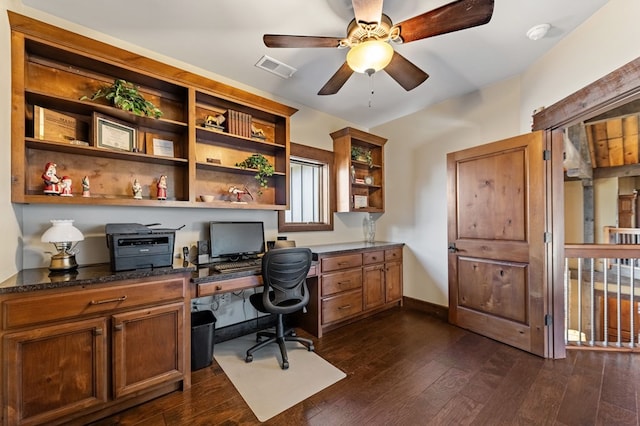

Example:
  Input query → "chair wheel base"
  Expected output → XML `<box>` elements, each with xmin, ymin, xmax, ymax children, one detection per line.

<box><xmin>245</xmin><ymin>355</ymin><xmax>253</xmax><ymax>363</ymax></box>
<box><xmin>281</xmin><ymin>361</ymin><xmax>289</xmax><ymax>369</ymax></box>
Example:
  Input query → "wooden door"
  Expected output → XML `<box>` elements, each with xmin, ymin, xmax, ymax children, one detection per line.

<box><xmin>4</xmin><ymin>318</ymin><xmax>108</xmax><ymax>425</ymax></box>
<box><xmin>447</xmin><ymin>131</ymin><xmax>548</xmax><ymax>356</ymax></box>
<box><xmin>112</xmin><ymin>302</ymin><xmax>185</xmax><ymax>399</ymax></box>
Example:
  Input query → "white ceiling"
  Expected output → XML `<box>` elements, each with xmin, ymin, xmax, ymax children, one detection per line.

<box><xmin>22</xmin><ymin>0</ymin><xmax>608</xmax><ymax>129</ymax></box>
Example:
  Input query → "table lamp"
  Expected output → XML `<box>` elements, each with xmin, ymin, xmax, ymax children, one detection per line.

<box><xmin>41</xmin><ymin>219</ymin><xmax>84</xmax><ymax>271</ymax></box>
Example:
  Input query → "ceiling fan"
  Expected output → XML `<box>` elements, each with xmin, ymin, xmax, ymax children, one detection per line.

<box><xmin>263</xmin><ymin>0</ymin><xmax>495</xmax><ymax>95</ymax></box>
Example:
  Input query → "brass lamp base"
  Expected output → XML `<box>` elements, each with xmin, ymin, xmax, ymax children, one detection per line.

<box><xmin>49</xmin><ymin>251</ymin><xmax>79</xmax><ymax>271</ymax></box>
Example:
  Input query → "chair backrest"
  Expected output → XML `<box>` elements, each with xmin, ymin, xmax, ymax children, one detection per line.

<box><xmin>261</xmin><ymin>247</ymin><xmax>312</xmax><ymax>314</ymax></box>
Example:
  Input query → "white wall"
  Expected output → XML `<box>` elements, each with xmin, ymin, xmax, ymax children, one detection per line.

<box><xmin>0</xmin><ymin>2</ymin><xmax>368</xmax><ymax>279</ymax></box>
<box><xmin>372</xmin><ymin>0</ymin><xmax>640</xmax><ymax>306</ymax></box>
<box><xmin>3</xmin><ymin>0</ymin><xmax>640</xmax><ymax>315</ymax></box>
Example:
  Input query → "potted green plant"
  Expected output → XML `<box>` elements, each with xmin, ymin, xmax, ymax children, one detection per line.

<box><xmin>351</xmin><ymin>146</ymin><xmax>373</xmax><ymax>167</ymax></box>
<box><xmin>235</xmin><ymin>154</ymin><xmax>274</xmax><ymax>195</ymax></box>
<box><xmin>81</xmin><ymin>79</ymin><xmax>163</xmax><ymax>118</ymax></box>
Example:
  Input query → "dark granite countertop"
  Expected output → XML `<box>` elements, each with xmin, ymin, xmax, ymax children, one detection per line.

<box><xmin>0</xmin><ymin>261</ymin><xmax>195</xmax><ymax>294</ymax></box>
<box><xmin>306</xmin><ymin>241</ymin><xmax>404</xmax><ymax>259</ymax></box>
<box><xmin>1</xmin><ymin>241</ymin><xmax>404</xmax><ymax>294</ymax></box>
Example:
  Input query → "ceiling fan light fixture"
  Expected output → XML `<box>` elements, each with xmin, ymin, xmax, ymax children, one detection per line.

<box><xmin>346</xmin><ymin>39</ymin><xmax>394</xmax><ymax>74</ymax></box>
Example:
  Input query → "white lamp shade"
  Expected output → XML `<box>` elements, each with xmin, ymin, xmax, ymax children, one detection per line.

<box><xmin>41</xmin><ymin>219</ymin><xmax>84</xmax><ymax>243</ymax></box>
<box><xmin>346</xmin><ymin>40</ymin><xmax>394</xmax><ymax>74</ymax></box>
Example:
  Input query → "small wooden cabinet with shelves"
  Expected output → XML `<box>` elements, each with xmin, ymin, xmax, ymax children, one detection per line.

<box><xmin>331</xmin><ymin>127</ymin><xmax>387</xmax><ymax>213</ymax></box>
<box><xmin>0</xmin><ymin>272</ymin><xmax>190</xmax><ymax>426</ymax></box>
<box><xmin>303</xmin><ymin>243</ymin><xmax>403</xmax><ymax>337</ymax></box>
<box><xmin>10</xmin><ymin>12</ymin><xmax>296</xmax><ymax>210</ymax></box>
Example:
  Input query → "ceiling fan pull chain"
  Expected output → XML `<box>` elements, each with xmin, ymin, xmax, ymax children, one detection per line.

<box><xmin>368</xmin><ymin>70</ymin><xmax>375</xmax><ymax>108</ymax></box>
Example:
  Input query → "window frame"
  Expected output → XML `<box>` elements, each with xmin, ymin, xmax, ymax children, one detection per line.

<box><xmin>278</xmin><ymin>142</ymin><xmax>334</xmax><ymax>232</ymax></box>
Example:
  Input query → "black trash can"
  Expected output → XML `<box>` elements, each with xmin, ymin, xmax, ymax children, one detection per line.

<box><xmin>191</xmin><ymin>310</ymin><xmax>216</xmax><ymax>371</ymax></box>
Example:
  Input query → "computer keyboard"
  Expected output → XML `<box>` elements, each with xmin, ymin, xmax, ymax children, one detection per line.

<box><xmin>213</xmin><ymin>258</ymin><xmax>262</xmax><ymax>273</ymax></box>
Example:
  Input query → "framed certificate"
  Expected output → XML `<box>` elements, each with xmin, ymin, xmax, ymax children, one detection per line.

<box><xmin>93</xmin><ymin>113</ymin><xmax>136</xmax><ymax>151</ymax></box>
<box><xmin>145</xmin><ymin>135</ymin><xmax>175</xmax><ymax>157</ymax></box>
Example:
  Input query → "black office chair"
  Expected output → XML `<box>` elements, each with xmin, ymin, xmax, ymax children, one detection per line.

<box><xmin>245</xmin><ymin>247</ymin><xmax>314</xmax><ymax>369</ymax></box>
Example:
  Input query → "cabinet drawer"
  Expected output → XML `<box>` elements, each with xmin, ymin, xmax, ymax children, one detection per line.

<box><xmin>322</xmin><ymin>289</ymin><xmax>362</xmax><ymax>324</ymax></box>
<box><xmin>321</xmin><ymin>253</ymin><xmax>362</xmax><ymax>272</ymax></box>
<box><xmin>363</xmin><ymin>250</ymin><xmax>384</xmax><ymax>265</ymax></box>
<box><xmin>3</xmin><ymin>276</ymin><xmax>186</xmax><ymax>329</ymax></box>
<box><xmin>385</xmin><ymin>247</ymin><xmax>402</xmax><ymax>262</ymax></box>
<box><xmin>321</xmin><ymin>269</ymin><xmax>362</xmax><ymax>297</ymax></box>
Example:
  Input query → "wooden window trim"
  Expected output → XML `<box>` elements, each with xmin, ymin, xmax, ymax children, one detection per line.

<box><xmin>278</xmin><ymin>143</ymin><xmax>335</xmax><ymax>232</ymax></box>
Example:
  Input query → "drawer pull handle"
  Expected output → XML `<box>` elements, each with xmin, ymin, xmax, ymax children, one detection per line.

<box><xmin>215</xmin><ymin>285</ymin><xmax>223</xmax><ymax>291</ymax></box>
<box><xmin>90</xmin><ymin>295</ymin><xmax>127</xmax><ymax>305</ymax></box>
<box><xmin>338</xmin><ymin>280</ymin><xmax>351</xmax><ymax>285</ymax></box>
<box><xmin>94</xmin><ymin>328</ymin><xmax>103</xmax><ymax>336</ymax></box>
<box><xmin>114</xmin><ymin>324</ymin><xmax>123</xmax><ymax>331</ymax></box>
<box><xmin>337</xmin><ymin>262</ymin><xmax>349</xmax><ymax>266</ymax></box>
<box><xmin>338</xmin><ymin>304</ymin><xmax>352</xmax><ymax>310</ymax></box>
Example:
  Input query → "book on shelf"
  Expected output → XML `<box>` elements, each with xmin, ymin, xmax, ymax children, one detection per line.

<box><xmin>224</xmin><ymin>109</ymin><xmax>252</xmax><ymax>138</ymax></box>
<box><xmin>32</xmin><ymin>105</ymin><xmax>88</xmax><ymax>144</ymax></box>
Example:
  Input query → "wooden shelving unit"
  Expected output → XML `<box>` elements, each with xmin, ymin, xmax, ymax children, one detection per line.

<box><xmin>10</xmin><ymin>12</ymin><xmax>296</xmax><ymax>210</ymax></box>
<box><xmin>331</xmin><ymin>127</ymin><xmax>387</xmax><ymax>213</ymax></box>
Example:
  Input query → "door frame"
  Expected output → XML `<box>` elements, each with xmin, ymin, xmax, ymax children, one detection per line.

<box><xmin>533</xmin><ymin>55</ymin><xmax>640</xmax><ymax>359</ymax></box>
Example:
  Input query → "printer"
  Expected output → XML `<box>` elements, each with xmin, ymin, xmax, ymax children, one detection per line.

<box><xmin>106</xmin><ymin>223</ymin><xmax>176</xmax><ymax>271</ymax></box>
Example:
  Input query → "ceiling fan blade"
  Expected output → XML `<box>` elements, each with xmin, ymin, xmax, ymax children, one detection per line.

<box><xmin>352</xmin><ymin>0</ymin><xmax>383</xmax><ymax>25</ymax></box>
<box><xmin>384</xmin><ymin>51</ymin><xmax>429</xmax><ymax>91</ymax></box>
<box><xmin>318</xmin><ymin>62</ymin><xmax>354</xmax><ymax>95</ymax></box>
<box><xmin>264</xmin><ymin>35</ymin><xmax>343</xmax><ymax>48</ymax></box>
<box><xmin>395</xmin><ymin>0</ymin><xmax>494</xmax><ymax>44</ymax></box>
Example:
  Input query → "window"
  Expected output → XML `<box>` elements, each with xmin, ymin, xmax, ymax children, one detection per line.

<box><xmin>278</xmin><ymin>143</ymin><xmax>334</xmax><ymax>232</ymax></box>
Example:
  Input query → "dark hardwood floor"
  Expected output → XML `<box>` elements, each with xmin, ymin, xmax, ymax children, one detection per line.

<box><xmin>92</xmin><ymin>307</ymin><xmax>640</xmax><ymax>425</ymax></box>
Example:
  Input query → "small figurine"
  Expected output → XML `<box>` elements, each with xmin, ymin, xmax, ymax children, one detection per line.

<box><xmin>203</xmin><ymin>114</ymin><xmax>225</xmax><ymax>129</ymax></box>
<box><xmin>157</xmin><ymin>175</ymin><xmax>167</xmax><ymax>200</ymax></box>
<box><xmin>59</xmin><ymin>176</ymin><xmax>73</xmax><ymax>196</ymax></box>
<box><xmin>228</xmin><ymin>185</ymin><xmax>253</xmax><ymax>202</ymax></box>
<box><xmin>251</xmin><ymin>124</ymin><xmax>266</xmax><ymax>139</ymax></box>
<box><xmin>132</xmin><ymin>178</ymin><xmax>142</xmax><ymax>200</ymax></box>
<box><xmin>81</xmin><ymin>176</ymin><xmax>90</xmax><ymax>197</ymax></box>
<box><xmin>42</xmin><ymin>162</ymin><xmax>61</xmax><ymax>195</ymax></box>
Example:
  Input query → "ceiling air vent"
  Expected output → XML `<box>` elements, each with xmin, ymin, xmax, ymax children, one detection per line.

<box><xmin>255</xmin><ymin>55</ymin><xmax>297</xmax><ymax>79</ymax></box>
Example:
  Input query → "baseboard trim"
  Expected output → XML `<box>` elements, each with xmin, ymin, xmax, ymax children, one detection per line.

<box><xmin>403</xmin><ymin>297</ymin><xmax>448</xmax><ymax>322</ymax></box>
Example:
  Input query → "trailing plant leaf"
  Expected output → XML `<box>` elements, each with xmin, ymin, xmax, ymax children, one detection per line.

<box><xmin>235</xmin><ymin>154</ymin><xmax>274</xmax><ymax>195</ymax></box>
<box><xmin>81</xmin><ymin>79</ymin><xmax>163</xmax><ymax>118</ymax></box>
<box><xmin>351</xmin><ymin>145</ymin><xmax>373</xmax><ymax>167</ymax></box>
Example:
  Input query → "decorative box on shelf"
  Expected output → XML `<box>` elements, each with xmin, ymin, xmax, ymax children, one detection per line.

<box><xmin>354</xmin><ymin>195</ymin><xmax>368</xmax><ymax>209</ymax></box>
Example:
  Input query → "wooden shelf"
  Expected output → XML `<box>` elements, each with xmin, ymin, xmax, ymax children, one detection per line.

<box><xmin>11</xmin><ymin>12</ymin><xmax>296</xmax><ymax>210</ymax></box>
<box><xmin>331</xmin><ymin>127</ymin><xmax>387</xmax><ymax>213</ymax></box>
<box><xmin>26</xmin><ymin>138</ymin><xmax>189</xmax><ymax>166</ymax></box>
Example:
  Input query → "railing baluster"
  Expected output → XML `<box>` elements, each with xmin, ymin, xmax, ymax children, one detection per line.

<box><xmin>564</xmin><ymin>258</ymin><xmax>570</xmax><ymax>344</ymax></box>
<box><xmin>589</xmin><ymin>258</ymin><xmax>595</xmax><ymax>346</ymax></box>
<box><xmin>603</xmin><ymin>258</ymin><xmax>609</xmax><ymax>347</ymax></box>
<box><xmin>616</xmin><ymin>261</ymin><xmax>622</xmax><ymax>348</ymax></box>
<box><xmin>577</xmin><ymin>258</ymin><xmax>583</xmax><ymax>346</ymax></box>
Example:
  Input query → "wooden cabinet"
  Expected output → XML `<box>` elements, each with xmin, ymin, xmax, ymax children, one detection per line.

<box><xmin>1</xmin><ymin>273</ymin><xmax>190</xmax><ymax>426</ymax></box>
<box><xmin>600</xmin><ymin>295</ymin><xmax>640</xmax><ymax>343</ymax></box>
<box><xmin>313</xmin><ymin>244</ymin><xmax>403</xmax><ymax>336</ymax></box>
<box><xmin>9</xmin><ymin>12</ymin><xmax>295</xmax><ymax>210</ymax></box>
<box><xmin>331</xmin><ymin>127</ymin><xmax>387</xmax><ymax>212</ymax></box>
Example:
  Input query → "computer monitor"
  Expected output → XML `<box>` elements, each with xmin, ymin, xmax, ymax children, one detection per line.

<box><xmin>209</xmin><ymin>221</ymin><xmax>265</xmax><ymax>261</ymax></box>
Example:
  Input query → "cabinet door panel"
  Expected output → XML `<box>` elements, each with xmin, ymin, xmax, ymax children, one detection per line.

<box><xmin>112</xmin><ymin>302</ymin><xmax>185</xmax><ymax>399</ymax></box>
<box><xmin>363</xmin><ymin>265</ymin><xmax>385</xmax><ymax>310</ymax></box>
<box><xmin>4</xmin><ymin>318</ymin><xmax>108</xmax><ymax>425</ymax></box>
<box><xmin>385</xmin><ymin>261</ymin><xmax>403</xmax><ymax>303</ymax></box>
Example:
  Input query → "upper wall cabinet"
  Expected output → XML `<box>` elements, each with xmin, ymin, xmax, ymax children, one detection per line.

<box><xmin>9</xmin><ymin>12</ymin><xmax>296</xmax><ymax>210</ymax></box>
<box><xmin>331</xmin><ymin>127</ymin><xmax>387</xmax><ymax>213</ymax></box>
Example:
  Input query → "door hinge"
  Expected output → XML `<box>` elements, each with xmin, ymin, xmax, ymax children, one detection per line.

<box><xmin>543</xmin><ymin>150</ymin><xmax>551</xmax><ymax>160</ymax></box>
<box><xmin>544</xmin><ymin>232</ymin><xmax>552</xmax><ymax>243</ymax></box>
<box><xmin>545</xmin><ymin>314</ymin><xmax>553</xmax><ymax>326</ymax></box>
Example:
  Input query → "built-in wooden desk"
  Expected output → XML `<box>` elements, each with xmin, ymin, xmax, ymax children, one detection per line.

<box><xmin>189</xmin><ymin>242</ymin><xmax>404</xmax><ymax>338</ymax></box>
